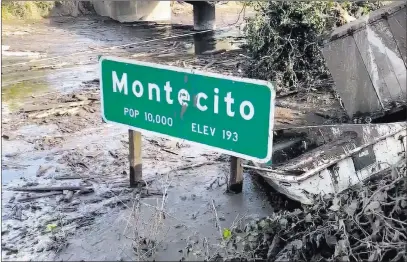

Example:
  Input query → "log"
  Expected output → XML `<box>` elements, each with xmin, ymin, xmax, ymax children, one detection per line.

<box><xmin>77</xmin><ymin>187</ymin><xmax>94</xmax><ymax>195</ymax></box>
<box><xmin>165</xmin><ymin>161</ymin><xmax>218</xmax><ymax>175</ymax></box>
<box><xmin>202</xmin><ymin>59</ymin><xmax>218</xmax><ymax>70</ymax></box>
<box><xmin>17</xmin><ymin>192</ymin><xmax>62</xmax><ymax>202</ymax></box>
<box><xmin>201</xmin><ymin>49</ymin><xmax>226</xmax><ymax>56</ymax></box>
<box><xmin>54</xmin><ymin>175</ymin><xmax>83</xmax><ymax>180</ymax></box>
<box><xmin>12</xmin><ymin>186</ymin><xmax>88</xmax><ymax>192</ymax></box>
<box><xmin>21</xmin><ymin>100</ymin><xmax>97</xmax><ymax>113</ymax></box>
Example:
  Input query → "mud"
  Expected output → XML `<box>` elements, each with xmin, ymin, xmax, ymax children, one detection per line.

<box><xmin>1</xmin><ymin>3</ymin><xmax>277</xmax><ymax>261</ymax></box>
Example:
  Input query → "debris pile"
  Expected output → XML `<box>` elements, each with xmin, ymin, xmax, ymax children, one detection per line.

<box><xmin>243</xmin><ymin>1</ymin><xmax>387</xmax><ymax>93</ymax></box>
<box><xmin>223</xmin><ymin>159</ymin><xmax>407</xmax><ymax>261</ymax></box>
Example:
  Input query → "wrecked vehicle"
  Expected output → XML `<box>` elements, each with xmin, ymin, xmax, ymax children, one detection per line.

<box><xmin>248</xmin><ymin>1</ymin><xmax>407</xmax><ymax>204</ymax></box>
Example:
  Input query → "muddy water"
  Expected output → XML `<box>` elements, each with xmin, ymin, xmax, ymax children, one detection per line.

<box><xmin>2</xmin><ymin>15</ymin><xmax>243</xmax><ymax>110</ymax></box>
<box><xmin>1</xmin><ymin>5</ymin><xmax>271</xmax><ymax>261</ymax></box>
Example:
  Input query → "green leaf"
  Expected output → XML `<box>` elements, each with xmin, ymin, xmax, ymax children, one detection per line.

<box><xmin>222</xmin><ymin>228</ymin><xmax>232</xmax><ymax>240</ymax></box>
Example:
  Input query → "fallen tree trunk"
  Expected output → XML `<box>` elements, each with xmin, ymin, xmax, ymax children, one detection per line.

<box><xmin>12</xmin><ymin>186</ymin><xmax>89</xmax><ymax>192</ymax></box>
<box><xmin>54</xmin><ymin>175</ymin><xmax>83</xmax><ymax>180</ymax></box>
<box><xmin>21</xmin><ymin>100</ymin><xmax>97</xmax><ymax>113</ymax></box>
<box><xmin>17</xmin><ymin>192</ymin><xmax>63</xmax><ymax>202</ymax></box>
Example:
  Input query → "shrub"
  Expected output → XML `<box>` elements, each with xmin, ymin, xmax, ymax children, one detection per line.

<box><xmin>243</xmin><ymin>1</ymin><xmax>388</xmax><ymax>92</ymax></box>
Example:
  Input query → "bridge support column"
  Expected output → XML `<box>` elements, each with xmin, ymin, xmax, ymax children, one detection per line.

<box><xmin>192</xmin><ymin>2</ymin><xmax>215</xmax><ymax>31</ymax></box>
<box><xmin>93</xmin><ymin>1</ymin><xmax>171</xmax><ymax>23</ymax></box>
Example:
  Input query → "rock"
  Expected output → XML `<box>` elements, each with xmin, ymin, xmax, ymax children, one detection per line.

<box><xmin>191</xmin><ymin>212</ymin><xmax>199</xmax><ymax>220</ymax></box>
<box><xmin>180</xmin><ymin>195</ymin><xmax>187</xmax><ymax>201</ymax></box>
<box><xmin>45</xmin><ymin>156</ymin><xmax>54</xmax><ymax>161</ymax></box>
<box><xmin>36</xmin><ymin>165</ymin><xmax>53</xmax><ymax>177</ymax></box>
<box><xmin>45</xmin><ymin>244</ymin><xmax>53</xmax><ymax>251</ymax></box>
<box><xmin>3</xmin><ymin>244</ymin><xmax>18</xmax><ymax>255</ymax></box>
<box><xmin>5</xmin><ymin>153</ymin><xmax>18</xmax><ymax>157</ymax></box>
<box><xmin>99</xmin><ymin>191</ymin><xmax>114</xmax><ymax>199</ymax></box>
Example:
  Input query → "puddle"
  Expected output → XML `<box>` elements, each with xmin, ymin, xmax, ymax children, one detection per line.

<box><xmin>189</xmin><ymin>31</ymin><xmax>242</xmax><ymax>55</ymax></box>
<box><xmin>1</xmin><ymin>80</ymin><xmax>50</xmax><ymax>111</ymax></box>
<box><xmin>15</xmin><ymin>124</ymin><xmax>60</xmax><ymax>137</ymax></box>
<box><xmin>2</xmin><ymin>63</ymin><xmax>98</xmax><ymax>111</ymax></box>
<box><xmin>2</xmin><ymin>50</ymin><xmax>43</xmax><ymax>57</ymax></box>
<box><xmin>54</xmin><ymin>171</ymin><xmax>273</xmax><ymax>261</ymax></box>
<box><xmin>2</xmin><ymin>140</ymin><xmax>35</xmax><ymax>157</ymax></box>
<box><xmin>2</xmin><ymin>157</ymin><xmax>49</xmax><ymax>185</ymax></box>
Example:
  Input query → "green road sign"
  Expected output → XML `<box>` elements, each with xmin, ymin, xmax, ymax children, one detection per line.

<box><xmin>99</xmin><ymin>56</ymin><xmax>275</xmax><ymax>163</ymax></box>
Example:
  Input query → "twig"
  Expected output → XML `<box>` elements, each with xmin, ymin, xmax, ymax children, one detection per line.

<box><xmin>161</xmin><ymin>148</ymin><xmax>179</xmax><ymax>155</ymax></box>
<box><xmin>358</xmin><ymin>176</ymin><xmax>404</xmax><ymax>217</ymax></box>
<box><xmin>373</xmin><ymin>211</ymin><xmax>407</xmax><ymax>226</ymax></box>
<box><xmin>211</xmin><ymin>199</ymin><xmax>223</xmax><ymax>239</ymax></box>
<box><xmin>162</xmin><ymin>161</ymin><xmax>219</xmax><ymax>175</ymax></box>
<box><xmin>203</xmin><ymin>59</ymin><xmax>218</xmax><ymax>70</ymax></box>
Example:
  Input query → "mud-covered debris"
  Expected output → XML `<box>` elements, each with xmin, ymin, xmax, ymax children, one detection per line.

<box><xmin>17</xmin><ymin>192</ymin><xmax>63</xmax><ymax>203</ymax></box>
<box><xmin>214</xmin><ymin>154</ymin><xmax>230</xmax><ymax>162</ymax></box>
<box><xmin>36</xmin><ymin>165</ymin><xmax>53</xmax><ymax>177</ymax></box>
<box><xmin>22</xmin><ymin>182</ymin><xmax>40</xmax><ymax>187</ymax></box>
<box><xmin>72</xmin><ymin>94</ymin><xmax>88</xmax><ymax>101</ymax></box>
<box><xmin>81</xmin><ymin>79</ymin><xmax>99</xmax><ymax>86</ymax></box>
<box><xmin>219</xmin><ymin>159</ymin><xmax>407</xmax><ymax>262</ymax></box>
<box><xmin>63</xmin><ymin>190</ymin><xmax>74</xmax><ymax>202</ymax></box>
<box><xmin>103</xmin><ymin>196</ymin><xmax>132</xmax><ymax>208</ymax></box>
<box><xmin>133</xmin><ymin>237</ymin><xmax>157</xmax><ymax>258</ymax></box>
<box><xmin>54</xmin><ymin>175</ymin><xmax>82</xmax><ymax>180</ymax></box>
<box><xmin>12</xmin><ymin>185</ymin><xmax>90</xmax><ymax>192</ymax></box>
<box><xmin>2</xmin><ymin>245</ymin><xmax>18</xmax><ymax>255</ymax></box>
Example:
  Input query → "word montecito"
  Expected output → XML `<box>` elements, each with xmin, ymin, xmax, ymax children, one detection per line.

<box><xmin>112</xmin><ymin>72</ymin><xmax>256</xmax><ymax>120</ymax></box>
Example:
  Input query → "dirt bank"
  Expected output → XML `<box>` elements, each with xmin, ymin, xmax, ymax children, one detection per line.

<box><xmin>1</xmin><ymin>1</ymin><xmax>94</xmax><ymax>20</ymax></box>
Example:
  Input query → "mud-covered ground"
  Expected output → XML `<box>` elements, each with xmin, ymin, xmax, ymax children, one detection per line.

<box><xmin>1</xmin><ymin>3</ymin><xmax>280</xmax><ymax>261</ymax></box>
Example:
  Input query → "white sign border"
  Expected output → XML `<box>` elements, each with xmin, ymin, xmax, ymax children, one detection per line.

<box><xmin>99</xmin><ymin>55</ymin><xmax>275</xmax><ymax>164</ymax></box>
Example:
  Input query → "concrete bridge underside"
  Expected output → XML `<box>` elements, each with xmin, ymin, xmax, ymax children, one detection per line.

<box><xmin>92</xmin><ymin>1</ymin><xmax>215</xmax><ymax>30</ymax></box>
